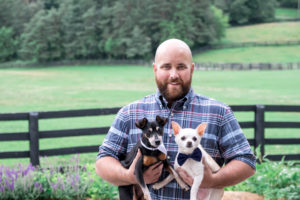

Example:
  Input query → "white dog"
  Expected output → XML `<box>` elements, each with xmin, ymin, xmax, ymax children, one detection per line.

<box><xmin>153</xmin><ymin>122</ymin><xmax>224</xmax><ymax>200</ymax></box>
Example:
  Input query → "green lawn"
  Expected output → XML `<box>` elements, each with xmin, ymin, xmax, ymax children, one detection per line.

<box><xmin>193</xmin><ymin>45</ymin><xmax>300</xmax><ymax>63</ymax></box>
<box><xmin>222</xmin><ymin>22</ymin><xmax>300</xmax><ymax>44</ymax></box>
<box><xmin>275</xmin><ymin>8</ymin><xmax>300</xmax><ymax>19</ymax></box>
<box><xmin>0</xmin><ymin>66</ymin><xmax>300</xmax><ymax>166</ymax></box>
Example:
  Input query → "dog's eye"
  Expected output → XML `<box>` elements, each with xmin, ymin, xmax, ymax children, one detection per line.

<box><xmin>181</xmin><ymin>136</ymin><xmax>186</xmax><ymax>141</ymax></box>
<box><xmin>192</xmin><ymin>137</ymin><xmax>197</xmax><ymax>141</ymax></box>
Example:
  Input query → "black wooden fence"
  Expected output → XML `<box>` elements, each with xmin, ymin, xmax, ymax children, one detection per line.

<box><xmin>1</xmin><ymin>105</ymin><xmax>300</xmax><ymax>166</ymax></box>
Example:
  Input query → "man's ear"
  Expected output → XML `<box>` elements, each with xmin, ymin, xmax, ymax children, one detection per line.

<box><xmin>153</xmin><ymin>62</ymin><xmax>157</xmax><ymax>73</ymax></box>
<box><xmin>156</xmin><ymin>115</ymin><xmax>168</xmax><ymax>126</ymax></box>
<box><xmin>171</xmin><ymin>121</ymin><xmax>181</xmax><ymax>136</ymax></box>
<box><xmin>136</xmin><ymin>118</ymin><xmax>148</xmax><ymax>129</ymax></box>
<box><xmin>196</xmin><ymin>123</ymin><xmax>207</xmax><ymax>136</ymax></box>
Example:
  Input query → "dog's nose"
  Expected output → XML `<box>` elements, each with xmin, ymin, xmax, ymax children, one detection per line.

<box><xmin>187</xmin><ymin>141</ymin><xmax>192</xmax><ymax>148</ymax></box>
<box><xmin>155</xmin><ymin>140</ymin><xmax>161</xmax><ymax>145</ymax></box>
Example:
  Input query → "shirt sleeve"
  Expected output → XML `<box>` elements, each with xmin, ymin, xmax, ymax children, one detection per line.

<box><xmin>219</xmin><ymin>107</ymin><xmax>256</xmax><ymax>169</ymax></box>
<box><xmin>97</xmin><ymin>107</ymin><xmax>130</xmax><ymax>161</ymax></box>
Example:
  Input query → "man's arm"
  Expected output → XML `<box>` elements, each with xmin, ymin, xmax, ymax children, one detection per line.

<box><xmin>95</xmin><ymin>150</ymin><xmax>164</xmax><ymax>186</ymax></box>
<box><xmin>177</xmin><ymin>159</ymin><xmax>255</xmax><ymax>188</ymax></box>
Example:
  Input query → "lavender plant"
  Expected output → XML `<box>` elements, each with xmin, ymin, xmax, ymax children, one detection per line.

<box><xmin>0</xmin><ymin>163</ymin><xmax>42</xmax><ymax>200</ymax></box>
<box><xmin>39</xmin><ymin>155</ymin><xmax>93</xmax><ymax>200</ymax></box>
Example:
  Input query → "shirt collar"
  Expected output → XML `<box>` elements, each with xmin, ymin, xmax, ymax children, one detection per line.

<box><xmin>155</xmin><ymin>88</ymin><xmax>194</xmax><ymax>109</ymax></box>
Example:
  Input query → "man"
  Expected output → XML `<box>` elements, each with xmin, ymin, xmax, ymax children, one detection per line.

<box><xmin>96</xmin><ymin>38</ymin><xmax>256</xmax><ymax>199</ymax></box>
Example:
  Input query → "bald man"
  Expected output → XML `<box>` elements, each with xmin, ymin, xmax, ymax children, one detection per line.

<box><xmin>96</xmin><ymin>39</ymin><xmax>256</xmax><ymax>199</ymax></box>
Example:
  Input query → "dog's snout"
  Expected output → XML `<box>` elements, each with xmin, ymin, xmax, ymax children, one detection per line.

<box><xmin>187</xmin><ymin>141</ymin><xmax>192</xmax><ymax>148</ymax></box>
<box><xmin>155</xmin><ymin>140</ymin><xmax>161</xmax><ymax>145</ymax></box>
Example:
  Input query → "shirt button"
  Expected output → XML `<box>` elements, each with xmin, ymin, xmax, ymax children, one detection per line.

<box><xmin>167</xmin><ymin>156</ymin><xmax>170</xmax><ymax>160</ymax></box>
<box><xmin>171</xmin><ymin>112</ymin><xmax>174</xmax><ymax>117</ymax></box>
<box><xmin>169</xmin><ymin>134</ymin><xmax>172</xmax><ymax>138</ymax></box>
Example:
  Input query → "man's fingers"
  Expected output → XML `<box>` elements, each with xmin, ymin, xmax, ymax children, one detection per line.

<box><xmin>151</xmin><ymin>161</ymin><xmax>163</xmax><ymax>170</ymax></box>
<box><xmin>177</xmin><ymin>167</ymin><xmax>193</xmax><ymax>186</ymax></box>
<box><xmin>131</xmin><ymin>149</ymin><xmax>141</xmax><ymax>167</ymax></box>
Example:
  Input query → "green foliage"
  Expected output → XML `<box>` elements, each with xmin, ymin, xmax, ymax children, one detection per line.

<box><xmin>11</xmin><ymin>0</ymin><xmax>228</xmax><ymax>62</ymax></box>
<box><xmin>227</xmin><ymin>158</ymin><xmax>300</xmax><ymax>200</ymax></box>
<box><xmin>20</xmin><ymin>9</ymin><xmax>63</xmax><ymax>62</ymax></box>
<box><xmin>228</xmin><ymin>0</ymin><xmax>277</xmax><ymax>25</ymax></box>
<box><xmin>0</xmin><ymin>0</ymin><xmax>42</xmax><ymax>37</ymax></box>
<box><xmin>277</xmin><ymin>0</ymin><xmax>299</xmax><ymax>8</ymax></box>
<box><xmin>0</xmin><ymin>27</ymin><xmax>16</xmax><ymax>62</ymax></box>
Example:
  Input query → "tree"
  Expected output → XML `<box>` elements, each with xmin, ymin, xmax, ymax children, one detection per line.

<box><xmin>0</xmin><ymin>27</ymin><xmax>16</xmax><ymax>62</ymax></box>
<box><xmin>228</xmin><ymin>0</ymin><xmax>277</xmax><ymax>25</ymax></box>
<box><xmin>20</xmin><ymin>9</ymin><xmax>63</xmax><ymax>62</ymax></box>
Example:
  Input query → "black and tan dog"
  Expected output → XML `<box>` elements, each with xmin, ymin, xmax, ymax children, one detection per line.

<box><xmin>118</xmin><ymin>115</ymin><xmax>188</xmax><ymax>200</ymax></box>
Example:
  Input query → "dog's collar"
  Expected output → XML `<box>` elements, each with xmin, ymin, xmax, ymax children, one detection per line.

<box><xmin>140</xmin><ymin>141</ymin><xmax>167</xmax><ymax>155</ymax></box>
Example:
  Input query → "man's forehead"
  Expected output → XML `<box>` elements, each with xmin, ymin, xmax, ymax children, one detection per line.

<box><xmin>154</xmin><ymin>39</ymin><xmax>192</xmax><ymax>63</ymax></box>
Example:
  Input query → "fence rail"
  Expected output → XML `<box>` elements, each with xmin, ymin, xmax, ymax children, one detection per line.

<box><xmin>1</xmin><ymin>105</ymin><xmax>300</xmax><ymax>166</ymax></box>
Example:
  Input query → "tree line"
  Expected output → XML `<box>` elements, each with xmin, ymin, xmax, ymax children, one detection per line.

<box><xmin>0</xmin><ymin>0</ymin><xmax>278</xmax><ymax>63</ymax></box>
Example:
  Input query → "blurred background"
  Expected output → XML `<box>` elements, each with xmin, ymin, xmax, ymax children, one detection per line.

<box><xmin>0</xmin><ymin>0</ymin><xmax>299</xmax><ymax>167</ymax></box>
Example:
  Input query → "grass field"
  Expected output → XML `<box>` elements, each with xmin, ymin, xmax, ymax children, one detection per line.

<box><xmin>222</xmin><ymin>22</ymin><xmax>300</xmax><ymax>44</ymax></box>
<box><xmin>193</xmin><ymin>45</ymin><xmax>300</xmax><ymax>63</ymax></box>
<box><xmin>0</xmin><ymin>66</ymin><xmax>300</xmax><ymax>166</ymax></box>
<box><xmin>195</xmin><ymin>21</ymin><xmax>300</xmax><ymax>63</ymax></box>
<box><xmin>275</xmin><ymin>8</ymin><xmax>300</xmax><ymax>19</ymax></box>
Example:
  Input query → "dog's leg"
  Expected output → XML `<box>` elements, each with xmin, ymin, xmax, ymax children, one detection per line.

<box><xmin>169</xmin><ymin>167</ymin><xmax>189</xmax><ymax>191</ymax></box>
<box><xmin>208</xmin><ymin>188</ymin><xmax>223</xmax><ymax>200</ymax></box>
<box><xmin>152</xmin><ymin>174</ymin><xmax>174</xmax><ymax>190</ymax></box>
<box><xmin>191</xmin><ymin>174</ymin><xmax>203</xmax><ymax>200</ymax></box>
<box><xmin>135</xmin><ymin>157</ymin><xmax>152</xmax><ymax>200</ymax></box>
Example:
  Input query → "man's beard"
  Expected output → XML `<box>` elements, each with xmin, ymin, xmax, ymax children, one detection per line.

<box><xmin>156</xmin><ymin>76</ymin><xmax>192</xmax><ymax>103</ymax></box>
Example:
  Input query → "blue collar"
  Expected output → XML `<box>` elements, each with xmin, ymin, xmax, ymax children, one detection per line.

<box><xmin>177</xmin><ymin>148</ymin><xmax>202</xmax><ymax>166</ymax></box>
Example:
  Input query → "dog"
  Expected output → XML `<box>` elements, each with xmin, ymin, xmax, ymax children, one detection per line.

<box><xmin>119</xmin><ymin>116</ymin><xmax>188</xmax><ymax>200</ymax></box>
<box><xmin>152</xmin><ymin>121</ymin><xmax>224</xmax><ymax>200</ymax></box>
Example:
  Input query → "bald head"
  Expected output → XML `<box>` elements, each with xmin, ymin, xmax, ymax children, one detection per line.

<box><xmin>154</xmin><ymin>39</ymin><xmax>193</xmax><ymax>64</ymax></box>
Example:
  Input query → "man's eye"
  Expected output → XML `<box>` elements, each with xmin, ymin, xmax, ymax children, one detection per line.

<box><xmin>177</xmin><ymin>65</ymin><xmax>186</xmax><ymax>70</ymax></box>
<box><xmin>161</xmin><ymin>65</ymin><xmax>171</xmax><ymax>69</ymax></box>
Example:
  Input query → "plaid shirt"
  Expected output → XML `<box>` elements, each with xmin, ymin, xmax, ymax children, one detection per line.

<box><xmin>97</xmin><ymin>88</ymin><xmax>256</xmax><ymax>200</ymax></box>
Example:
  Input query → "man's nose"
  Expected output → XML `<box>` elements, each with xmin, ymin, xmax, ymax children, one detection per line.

<box><xmin>169</xmin><ymin>68</ymin><xmax>179</xmax><ymax>79</ymax></box>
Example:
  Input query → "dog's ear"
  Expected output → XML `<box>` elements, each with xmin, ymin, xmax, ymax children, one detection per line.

<box><xmin>156</xmin><ymin>115</ymin><xmax>168</xmax><ymax>126</ymax></box>
<box><xmin>196</xmin><ymin>123</ymin><xmax>207</xmax><ymax>136</ymax></box>
<box><xmin>171</xmin><ymin>121</ymin><xmax>181</xmax><ymax>136</ymax></box>
<box><xmin>136</xmin><ymin>118</ymin><xmax>148</xmax><ymax>129</ymax></box>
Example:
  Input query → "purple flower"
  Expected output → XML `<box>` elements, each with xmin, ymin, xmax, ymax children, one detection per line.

<box><xmin>34</xmin><ymin>182</ymin><xmax>40</xmax><ymax>188</ymax></box>
<box><xmin>5</xmin><ymin>179</ymin><xmax>14</xmax><ymax>190</ymax></box>
<box><xmin>0</xmin><ymin>185</ymin><xmax>4</xmax><ymax>192</ymax></box>
<box><xmin>50</xmin><ymin>182</ymin><xmax>57</xmax><ymax>191</ymax></box>
<box><xmin>5</xmin><ymin>168</ymin><xmax>13</xmax><ymax>179</ymax></box>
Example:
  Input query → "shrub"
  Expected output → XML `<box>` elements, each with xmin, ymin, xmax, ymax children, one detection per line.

<box><xmin>227</xmin><ymin>157</ymin><xmax>300</xmax><ymax>200</ymax></box>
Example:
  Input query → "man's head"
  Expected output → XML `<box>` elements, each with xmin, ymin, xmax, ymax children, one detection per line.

<box><xmin>153</xmin><ymin>39</ymin><xmax>194</xmax><ymax>106</ymax></box>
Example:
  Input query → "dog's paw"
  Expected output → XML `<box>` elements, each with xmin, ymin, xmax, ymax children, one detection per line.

<box><xmin>152</xmin><ymin>183</ymin><xmax>162</xmax><ymax>190</ymax></box>
<box><xmin>144</xmin><ymin>194</ymin><xmax>152</xmax><ymax>200</ymax></box>
<box><xmin>179</xmin><ymin>182</ymin><xmax>189</xmax><ymax>191</ymax></box>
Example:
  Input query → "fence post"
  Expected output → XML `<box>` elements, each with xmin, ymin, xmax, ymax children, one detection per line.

<box><xmin>255</xmin><ymin>105</ymin><xmax>265</xmax><ymax>162</ymax></box>
<box><xmin>29</xmin><ymin>112</ymin><xmax>40</xmax><ymax>166</ymax></box>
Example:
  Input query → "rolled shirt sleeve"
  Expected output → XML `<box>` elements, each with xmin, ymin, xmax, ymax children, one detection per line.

<box><xmin>219</xmin><ymin>107</ymin><xmax>256</xmax><ymax>169</ymax></box>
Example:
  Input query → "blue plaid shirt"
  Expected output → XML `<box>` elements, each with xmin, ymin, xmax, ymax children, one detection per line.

<box><xmin>97</xmin><ymin>88</ymin><xmax>256</xmax><ymax>200</ymax></box>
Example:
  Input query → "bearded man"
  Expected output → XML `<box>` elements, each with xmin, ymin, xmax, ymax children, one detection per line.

<box><xmin>96</xmin><ymin>39</ymin><xmax>256</xmax><ymax>199</ymax></box>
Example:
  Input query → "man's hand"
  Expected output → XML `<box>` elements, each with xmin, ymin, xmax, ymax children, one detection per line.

<box><xmin>127</xmin><ymin>149</ymin><xmax>164</xmax><ymax>184</ymax></box>
<box><xmin>144</xmin><ymin>161</ymin><xmax>163</xmax><ymax>184</ymax></box>
<box><xmin>177</xmin><ymin>158</ymin><xmax>214</xmax><ymax>188</ymax></box>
